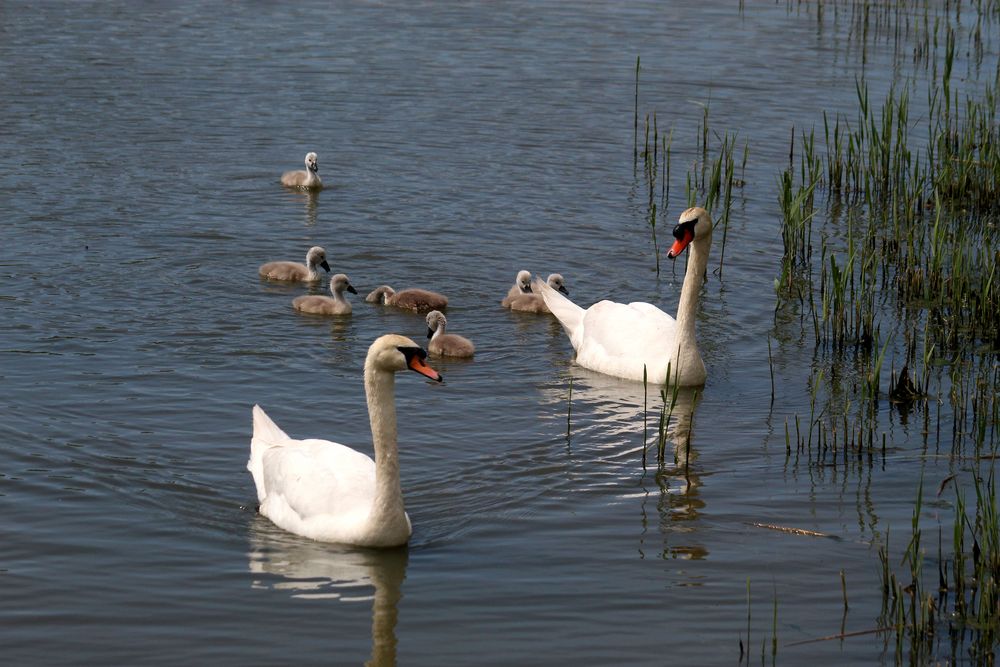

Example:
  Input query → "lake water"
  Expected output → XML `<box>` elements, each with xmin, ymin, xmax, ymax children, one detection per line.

<box><xmin>1</xmin><ymin>1</ymin><xmax>997</xmax><ymax>664</ymax></box>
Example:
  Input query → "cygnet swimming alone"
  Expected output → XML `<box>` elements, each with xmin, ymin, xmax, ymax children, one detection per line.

<box><xmin>280</xmin><ymin>152</ymin><xmax>323</xmax><ymax>190</ymax></box>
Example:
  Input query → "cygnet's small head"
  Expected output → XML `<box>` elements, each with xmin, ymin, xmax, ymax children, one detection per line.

<box><xmin>667</xmin><ymin>207</ymin><xmax>713</xmax><ymax>259</ymax></box>
<box><xmin>516</xmin><ymin>270</ymin><xmax>533</xmax><ymax>293</ymax></box>
<box><xmin>425</xmin><ymin>310</ymin><xmax>447</xmax><ymax>338</ymax></box>
<box><xmin>365</xmin><ymin>285</ymin><xmax>396</xmax><ymax>304</ymax></box>
<box><xmin>546</xmin><ymin>273</ymin><xmax>569</xmax><ymax>295</ymax></box>
<box><xmin>367</xmin><ymin>334</ymin><xmax>442</xmax><ymax>382</ymax></box>
<box><xmin>330</xmin><ymin>273</ymin><xmax>357</xmax><ymax>296</ymax></box>
<box><xmin>306</xmin><ymin>246</ymin><xmax>331</xmax><ymax>272</ymax></box>
<box><xmin>305</xmin><ymin>152</ymin><xmax>319</xmax><ymax>173</ymax></box>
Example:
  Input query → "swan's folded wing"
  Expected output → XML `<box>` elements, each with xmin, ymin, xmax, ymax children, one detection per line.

<box><xmin>262</xmin><ymin>440</ymin><xmax>376</xmax><ymax>522</ymax></box>
<box><xmin>576</xmin><ymin>301</ymin><xmax>677</xmax><ymax>379</ymax></box>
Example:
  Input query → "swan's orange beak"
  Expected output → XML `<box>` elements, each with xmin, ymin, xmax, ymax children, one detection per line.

<box><xmin>667</xmin><ymin>227</ymin><xmax>694</xmax><ymax>259</ymax></box>
<box><xmin>408</xmin><ymin>354</ymin><xmax>443</xmax><ymax>382</ymax></box>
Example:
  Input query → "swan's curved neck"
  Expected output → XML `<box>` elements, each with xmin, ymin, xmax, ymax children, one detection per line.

<box><xmin>331</xmin><ymin>287</ymin><xmax>349</xmax><ymax>304</ymax></box>
<box><xmin>431</xmin><ymin>323</ymin><xmax>445</xmax><ymax>339</ymax></box>
<box><xmin>364</xmin><ymin>366</ymin><xmax>407</xmax><ymax>532</ymax></box>
<box><xmin>675</xmin><ymin>238</ymin><xmax>709</xmax><ymax>349</ymax></box>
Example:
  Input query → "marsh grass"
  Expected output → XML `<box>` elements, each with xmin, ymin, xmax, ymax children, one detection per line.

<box><xmin>877</xmin><ymin>470</ymin><xmax>1000</xmax><ymax>662</ymax></box>
<box><xmin>634</xmin><ymin>69</ymin><xmax>743</xmax><ymax>276</ymax></box>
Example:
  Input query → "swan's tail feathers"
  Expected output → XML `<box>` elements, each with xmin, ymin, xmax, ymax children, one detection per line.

<box><xmin>249</xmin><ymin>404</ymin><xmax>290</xmax><ymax>503</ymax></box>
<box><xmin>535</xmin><ymin>277</ymin><xmax>584</xmax><ymax>339</ymax></box>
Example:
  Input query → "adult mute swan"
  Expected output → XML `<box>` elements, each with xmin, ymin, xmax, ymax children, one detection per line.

<box><xmin>249</xmin><ymin>335</ymin><xmax>442</xmax><ymax>546</ymax></box>
<box><xmin>425</xmin><ymin>310</ymin><xmax>475</xmax><ymax>358</ymax></box>
<box><xmin>281</xmin><ymin>152</ymin><xmax>323</xmax><ymax>190</ymax></box>
<box><xmin>259</xmin><ymin>246</ymin><xmax>331</xmax><ymax>283</ymax></box>
<box><xmin>292</xmin><ymin>273</ymin><xmax>358</xmax><ymax>315</ymax></box>
<box><xmin>502</xmin><ymin>271</ymin><xmax>569</xmax><ymax>313</ymax></box>
<box><xmin>536</xmin><ymin>207</ymin><xmax>712</xmax><ymax>386</ymax></box>
<box><xmin>365</xmin><ymin>285</ymin><xmax>448</xmax><ymax>313</ymax></box>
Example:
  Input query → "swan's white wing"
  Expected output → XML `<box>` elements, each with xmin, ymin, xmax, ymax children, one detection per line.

<box><xmin>261</xmin><ymin>439</ymin><xmax>376</xmax><ymax>527</ymax></box>
<box><xmin>535</xmin><ymin>278</ymin><xmax>584</xmax><ymax>336</ymax></box>
<box><xmin>575</xmin><ymin>300</ymin><xmax>679</xmax><ymax>382</ymax></box>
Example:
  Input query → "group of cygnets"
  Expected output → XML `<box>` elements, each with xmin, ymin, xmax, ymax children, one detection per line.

<box><xmin>249</xmin><ymin>153</ymin><xmax>713</xmax><ymax>547</ymax></box>
<box><xmin>258</xmin><ymin>242</ymin><xmax>570</xmax><ymax>359</ymax></box>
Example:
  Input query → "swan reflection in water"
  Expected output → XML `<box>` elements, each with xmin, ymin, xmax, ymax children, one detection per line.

<box><xmin>247</xmin><ymin>520</ymin><xmax>407</xmax><ymax>665</ymax></box>
<box><xmin>539</xmin><ymin>365</ymin><xmax>707</xmax><ymax>559</ymax></box>
<box><xmin>282</xmin><ymin>187</ymin><xmax>320</xmax><ymax>227</ymax></box>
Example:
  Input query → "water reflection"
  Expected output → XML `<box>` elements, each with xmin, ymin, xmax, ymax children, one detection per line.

<box><xmin>282</xmin><ymin>189</ymin><xmax>320</xmax><ymax>226</ymax></box>
<box><xmin>247</xmin><ymin>521</ymin><xmax>407</xmax><ymax>666</ymax></box>
<box><xmin>539</xmin><ymin>366</ymin><xmax>707</xmax><ymax>560</ymax></box>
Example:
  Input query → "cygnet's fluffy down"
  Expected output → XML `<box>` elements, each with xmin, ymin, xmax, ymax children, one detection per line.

<box><xmin>425</xmin><ymin>310</ymin><xmax>474</xmax><ymax>358</ymax></box>
<box><xmin>280</xmin><ymin>152</ymin><xmax>323</xmax><ymax>189</ymax></box>
<box><xmin>259</xmin><ymin>246</ymin><xmax>331</xmax><ymax>282</ymax></box>
<box><xmin>365</xmin><ymin>285</ymin><xmax>448</xmax><ymax>314</ymax></box>
<box><xmin>293</xmin><ymin>274</ymin><xmax>358</xmax><ymax>315</ymax></box>
<box><xmin>503</xmin><ymin>272</ymin><xmax>569</xmax><ymax>313</ymax></box>
<box><xmin>502</xmin><ymin>270</ymin><xmax>534</xmax><ymax>306</ymax></box>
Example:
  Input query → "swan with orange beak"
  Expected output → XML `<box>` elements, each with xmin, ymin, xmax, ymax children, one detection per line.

<box><xmin>535</xmin><ymin>207</ymin><xmax>713</xmax><ymax>386</ymax></box>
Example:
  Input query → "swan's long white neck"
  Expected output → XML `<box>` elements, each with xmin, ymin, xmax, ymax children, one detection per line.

<box><xmin>431</xmin><ymin>322</ymin><xmax>446</xmax><ymax>339</ymax></box>
<box><xmin>364</xmin><ymin>365</ymin><xmax>408</xmax><ymax>535</ymax></box>
<box><xmin>673</xmin><ymin>236</ymin><xmax>710</xmax><ymax>357</ymax></box>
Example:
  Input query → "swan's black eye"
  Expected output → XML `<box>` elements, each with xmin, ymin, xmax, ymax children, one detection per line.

<box><xmin>397</xmin><ymin>346</ymin><xmax>427</xmax><ymax>361</ymax></box>
<box><xmin>673</xmin><ymin>220</ymin><xmax>696</xmax><ymax>240</ymax></box>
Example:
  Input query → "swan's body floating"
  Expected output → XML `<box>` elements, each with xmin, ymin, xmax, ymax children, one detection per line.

<box><xmin>293</xmin><ymin>274</ymin><xmax>357</xmax><ymax>315</ymax></box>
<box><xmin>259</xmin><ymin>246</ymin><xmax>331</xmax><ymax>283</ymax></box>
<box><xmin>281</xmin><ymin>152</ymin><xmax>323</xmax><ymax>190</ymax></box>
<box><xmin>425</xmin><ymin>310</ymin><xmax>475</xmax><ymax>358</ymax></box>
<box><xmin>502</xmin><ymin>271</ymin><xmax>568</xmax><ymax>313</ymax></box>
<box><xmin>537</xmin><ymin>207</ymin><xmax>712</xmax><ymax>386</ymax></box>
<box><xmin>365</xmin><ymin>285</ymin><xmax>448</xmax><ymax>313</ymax></box>
<box><xmin>249</xmin><ymin>334</ymin><xmax>442</xmax><ymax>546</ymax></box>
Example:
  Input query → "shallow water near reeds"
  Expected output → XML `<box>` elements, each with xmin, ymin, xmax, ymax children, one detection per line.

<box><xmin>2</xmin><ymin>1</ymin><xmax>998</xmax><ymax>664</ymax></box>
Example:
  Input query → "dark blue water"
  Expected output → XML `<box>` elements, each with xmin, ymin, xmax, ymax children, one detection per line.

<box><xmin>1</xmin><ymin>1</ymin><xmax>996</xmax><ymax>664</ymax></box>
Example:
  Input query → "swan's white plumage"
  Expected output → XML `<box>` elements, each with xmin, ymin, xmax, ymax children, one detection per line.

<box><xmin>537</xmin><ymin>207</ymin><xmax>712</xmax><ymax>386</ymax></box>
<box><xmin>248</xmin><ymin>335</ymin><xmax>441</xmax><ymax>546</ymax></box>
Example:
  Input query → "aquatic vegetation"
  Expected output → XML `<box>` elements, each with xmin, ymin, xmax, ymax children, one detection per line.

<box><xmin>878</xmin><ymin>471</ymin><xmax>1000</xmax><ymax>662</ymax></box>
<box><xmin>633</xmin><ymin>59</ymin><xmax>744</xmax><ymax>277</ymax></box>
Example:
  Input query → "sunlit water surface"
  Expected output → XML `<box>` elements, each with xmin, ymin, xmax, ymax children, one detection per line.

<box><xmin>1</xmin><ymin>2</ymin><xmax>996</xmax><ymax>664</ymax></box>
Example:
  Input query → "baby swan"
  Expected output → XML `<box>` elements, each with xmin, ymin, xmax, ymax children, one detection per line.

<box><xmin>259</xmin><ymin>246</ymin><xmax>331</xmax><ymax>283</ymax></box>
<box><xmin>503</xmin><ymin>272</ymin><xmax>569</xmax><ymax>313</ymax></box>
<box><xmin>293</xmin><ymin>274</ymin><xmax>358</xmax><ymax>315</ymax></box>
<box><xmin>425</xmin><ymin>310</ymin><xmax>475</xmax><ymax>358</ymax></box>
<box><xmin>502</xmin><ymin>270</ymin><xmax>534</xmax><ymax>305</ymax></box>
<box><xmin>249</xmin><ymin>335</ymin><xmax>442</xmax><ymax>546</ymax></box>
<box><xmin>366</xmin><ymin>285</ymin><xmax>448</xmax><ymax>314</ymax></box>
<box><xmin>281</xmin><ymin>152</ymin><xmax>323</xmax><ymax>190</ymax></box>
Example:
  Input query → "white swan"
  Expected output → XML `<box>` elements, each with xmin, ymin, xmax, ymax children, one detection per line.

<box><xmin>293</xmin><ymin>273</ymin><xmax>358</xmax><ymax>315</ymax></box>
<box><xmin>425</xmin><ymin>310</ymin><xmax>475</xmax><ymax>358</ymax></box>
<box><xmin>248</xmin><ymin>334</ymin><xmax>442</xmax><ymax>546</ymax></box>
<box><xmin>259</xmin><ymin>246</ymin><xmax>331</xmax><ymax>283</ymax></box>
<box><xmin>281</xmin><ymin>152</ymin><xmax>323</xmax><ymax>190</ymax></box>
<box><xmin>537</xmin><ymin>207</ymin><xmax>712</xmax><ymax>386</ymax></box>
<box><xmin>502</xmin><ymin>272</ymin><xmax>569</xmax><ymax>313</ymax></box>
